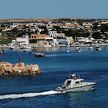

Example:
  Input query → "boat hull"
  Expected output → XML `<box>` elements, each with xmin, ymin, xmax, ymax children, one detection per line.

<box><xmin>56</xmin><ymin>83</ymin><xmax>96</xmax><ymax>93</ymax></box>
<box><xmin>34</xmin><ymin>53</ymin><xmax>45</xmax><ymax>57</ymax></box>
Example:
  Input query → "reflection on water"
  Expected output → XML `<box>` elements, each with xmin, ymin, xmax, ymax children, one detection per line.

<box><xmin>67</xmin><ymin>91</ymin><xmax>94</xmax><ymax>101</ymax></box>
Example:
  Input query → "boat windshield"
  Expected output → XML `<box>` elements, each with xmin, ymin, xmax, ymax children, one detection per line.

<box><xmin>66</xmin><ymin>80</ymin><xmax>71</xmax><ymax>86</ymax></box>
<box><xmin>75</xmin><ymin>81</ymin><xmax>80</xmax><ymax>84</ymax></box>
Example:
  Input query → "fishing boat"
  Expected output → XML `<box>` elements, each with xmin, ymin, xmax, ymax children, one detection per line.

<box><xmin>56</xmin><ymin>74</ymin><xmax>96</xmax><ymax>93</ymax></box>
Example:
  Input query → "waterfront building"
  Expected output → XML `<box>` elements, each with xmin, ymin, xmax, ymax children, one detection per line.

<box><xmin>77</xmin><ymin>37</ymin><xmax>94</xmax><ymax>44</ymax></box>
<box><xmin>56</xmin><ymin>33</ymin><xmax>67</xmax><ymax>45</ymax></box>
<box><xmin>29</xmin><ymin>34</ymin><xmax>53</xmax><ymax>46</ymax></box>
<box><xmin>16</xmin><ymin>35</ymin><xmax>29</xmax><ymax>45</ymax></box>
<box><xmin>9</xmin><ymin>35</ymin><xmax>29</xmax><ymax>50</ymax></box>
<box><xmin>11</xmin><ymin>35</ymin><xmax>29</xmax><ymax>46</ymax></box>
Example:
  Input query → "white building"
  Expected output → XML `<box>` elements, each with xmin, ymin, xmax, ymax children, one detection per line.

<box><xmin>16</xmin><ymin>36</ymin><xmax>29</xmax><ymax>45</ymax></box>
<box><xmin>82</xmin><ymin>22</ymin><xmax>93</xmax><ymax>28</ymax></box>
<box><xmin>49</xmin><ymin>31</ymin><xmax>57</xmax><ymax>37</ymax></box>
<box><xmin>11</xmin><ymin>35</ymin><xmax>29</xmax><ymax>46</ymax></box>
<box><xmin>77</xmin><ymin>37</ymin><xmax>94</xmax><ymax>44</ymax></box>
<box><xmin>66</xmin><ymin>37</ymin><xmax>74</xmax><ymax>45</ymax></box>
<box><xmin>10</xmin><ymin>36</ymin><xmax>31</xmax><ymax>50</ymax></box>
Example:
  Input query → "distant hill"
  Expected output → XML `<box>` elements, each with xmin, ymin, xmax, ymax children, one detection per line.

<box><xmin>0</xmin><ymin>18</ymin><xmax>52</xmax><ymax>23</ymax></box>
<box><xmin>0</xmin><ymin>18</ymin><xmax>108</xmax><ymax>23</ymax></box>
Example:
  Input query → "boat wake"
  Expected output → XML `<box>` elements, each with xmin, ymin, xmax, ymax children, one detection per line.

<box><xmin>0</xmin><ymin>90</ymin><xmax>62</xmax><ymax>100</ymax></box>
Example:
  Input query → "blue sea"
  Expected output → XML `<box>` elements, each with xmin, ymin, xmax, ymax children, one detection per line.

<box><xmin>0</xmin><ymin>47</ymin><xmax>108</xmax><ymax>108</ymax></box>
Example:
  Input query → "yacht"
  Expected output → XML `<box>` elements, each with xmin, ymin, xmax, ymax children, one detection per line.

<box><xmin>56</xmin><ymin>74</ymin><xmax>96</xmax><ymax>93</ymax></box>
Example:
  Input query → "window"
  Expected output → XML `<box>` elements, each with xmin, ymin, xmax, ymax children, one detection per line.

<box><xmin>67</xmin><ymin>81</ymin><xmax>71</xmax><ymax>86</ymax></box>
<box><xmin>32</xmin><ymin>36</ymin><xmax>34</xmax><ymax>38</ymax></box>
<box><xmin>75</xmin><ymin>81</ymin><xmax>80</xmax><ymax>84</ymax></box>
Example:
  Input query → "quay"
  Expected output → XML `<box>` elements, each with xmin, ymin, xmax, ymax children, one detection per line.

<box><xmin>1</xmin><ymin>43</ymin><xmax>108</xmax><ymax>51</ymax></box>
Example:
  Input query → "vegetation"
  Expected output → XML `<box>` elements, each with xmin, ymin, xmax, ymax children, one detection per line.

<box><xmin>0</xmin><ymin>18</ymin><xmax>108</xmax><ymax>44</ymax></box>
<box><xmin>0</xmin><ymin>35</ymin><xmax>11</xmax><ymax>44</ymax></box>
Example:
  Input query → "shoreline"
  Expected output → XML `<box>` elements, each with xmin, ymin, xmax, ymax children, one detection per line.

<box><xmin>1</xmin><ymin>43</ymin><xmax>108</xmax><ymax>50</ymax></box>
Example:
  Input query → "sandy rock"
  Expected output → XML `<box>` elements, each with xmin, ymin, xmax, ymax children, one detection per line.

<box><xmin>0</xmin><ymin>65</ymin><xmax>5</xmax><ymax>75</ymax></box>
<box><xmin>0</xmin><ymin>62</ymin><xmax>40</xmax><ymax>76</ymax></box>
<box><xmin>26</xmin><ymin>64</ymin><xmax>40</xmax><ymax>75</ymax></box>
<box><xmin>0</xmin><ymin>62</ymin><xmax>13</xmax><ymax>75</ymax></box>
<box><xmin>13</xmin><ymin>63</ymin><xmax>26</xmax><ymax>75</ymax></box>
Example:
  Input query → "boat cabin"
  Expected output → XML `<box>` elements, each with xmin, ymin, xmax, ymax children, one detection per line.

<box><xmin>63</xmin><ymin>78</ymin><xmax>84</xmax><ymax>88</ymax></box>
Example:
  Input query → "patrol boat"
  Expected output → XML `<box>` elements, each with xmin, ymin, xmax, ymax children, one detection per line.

<box><xmin>56</xmin><ymin>74</ymin><xmax>96</xmax><ymax>93</ymax></box>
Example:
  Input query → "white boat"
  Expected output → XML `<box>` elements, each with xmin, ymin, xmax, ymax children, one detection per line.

<box><xmin>88</xmin><ymin>46</ymin><xmax>93</xmax><ymax>50</ymax></box>
<box><xmin>56</xmin><ymin>74</ymin><xmax>96</xmax><ymax>93</ymax></box>
<box><xmin>95</xmin><ymin>46</ymin><xmax>101</xmax><ymax>51</ymax></box>
<box><xmin>76</xmin><ymin>47</ymin><xmax>81</xmax><ymax>52</ymax></box>
<box><xmin>0</xmin><ymin>50</ymin><xmax>4</xmax><ymax>54</ymax></box>
<box><xmin>34</xmin><ymin>52</ymin><xmax>45</xmax><ymax>57</ymax></box>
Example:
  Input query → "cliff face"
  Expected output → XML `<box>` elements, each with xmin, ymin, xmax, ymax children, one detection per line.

<box><xmin>0</xmin><ymin>62</ymin><xmax>40</xmax><ymax>76</ymax></box>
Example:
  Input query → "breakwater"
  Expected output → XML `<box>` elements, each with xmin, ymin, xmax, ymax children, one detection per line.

<box><xmin>0</xmin><ymin>62</ymin><xmax>40</xmax><ymax>76</ymax></box>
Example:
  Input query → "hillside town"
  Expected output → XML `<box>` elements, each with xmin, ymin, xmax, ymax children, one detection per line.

<box><xmin>0</xmin><ymin>18</ymin><xmax>108</xmax><ymax>50</ymax></box>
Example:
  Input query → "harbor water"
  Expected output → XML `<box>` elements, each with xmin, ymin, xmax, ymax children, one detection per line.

<box><xmin>0</xmin><ymin>47</ymin><xmax>108</xmax><ymax>108</ymax></box>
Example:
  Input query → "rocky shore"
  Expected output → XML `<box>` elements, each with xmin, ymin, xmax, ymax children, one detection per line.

<box><xmin>0</xmin><ymin>62</ymin><xmax>40</xmax><ymax>76</ymax></box>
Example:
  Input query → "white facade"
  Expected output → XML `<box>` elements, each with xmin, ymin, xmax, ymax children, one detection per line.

<box><xmin>57</xmin><ymin>33</ymin><xmax>65</xmax><ymax>38</ymax></box>
<box><xmin>16</xmin><ymin>36</ymin><xmax>29</xmax><ymax>45</ymax></box>
<box><xmin>77</xmin><ymin>37</ymin><xmax>93</xmax><ymax>43</ymax></box>
<box><xmin>82</xmin><ymin>22</ymin><xmax>93</xmax><ymax>28</ymax></box>
<box><xmin>66</xmin><ymin>37</ymin><xmax>74</xmax><ymax>45</ymax></box>
<box><xmin>49</xmin><ymin>31</ymin><xmax>57</xmax><ymax>37</ymax></box>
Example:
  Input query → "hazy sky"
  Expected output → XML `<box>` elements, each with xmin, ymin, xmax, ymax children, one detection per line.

<box><xmin>0</xmin><ymin>0</ymin><xmax>108</xmax><ymax>19</ymax></box>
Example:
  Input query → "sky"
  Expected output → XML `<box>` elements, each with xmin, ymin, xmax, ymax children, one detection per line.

<box><xmin>0</xmin><ymin>0</ymin><xmax>108</xmax><ymax>19</ymax></box>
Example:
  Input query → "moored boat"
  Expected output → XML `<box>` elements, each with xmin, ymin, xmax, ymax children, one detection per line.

<box><xmin>34</xmin><ymin>52</ymin><xmax>45</xmax><ymax>57</ymax></box>
<box><xmin>95</xmin><ymin>46</ymin><xmax>101</xmax><ymax>51</ymax></box>
<box><xmin>0</xmin><ymin>50</ymin><xmax>3</xmax><ymax>54</ymax></box>
<box><xmin>75</xmin><ymin>47</ymin><xmax>81</xmax><ymax>52</ymax></box>
<box><xmin>56</xmin><ymin>74</ymin><xmax>96</xmax><ymax>93</ymax></box>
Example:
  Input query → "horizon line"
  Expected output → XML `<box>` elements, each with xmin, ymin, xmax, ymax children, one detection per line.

<box><xmin>0</xmin><ymin>17</ymin><xmax>108</xmax><ymax>20</ymax></box>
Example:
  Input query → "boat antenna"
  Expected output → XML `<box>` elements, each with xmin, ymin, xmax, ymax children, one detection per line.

<box><xmin>69</xmin><ymin>72</ymin><xmax>71</xmax><ymax>78</ymax></box>
<box><xmin>78</xmin><ymin>73</ymin><xmax>80</xmax><ymax>79</ymax></box>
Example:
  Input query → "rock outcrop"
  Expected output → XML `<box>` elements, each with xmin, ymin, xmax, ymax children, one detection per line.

<box><xmin>0</xmin><ymin>62</ymin><xmax>40</xmax><ymax>76</ymax></box>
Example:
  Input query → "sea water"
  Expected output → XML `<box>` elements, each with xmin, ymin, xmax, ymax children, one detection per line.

<box><xmin>0</xmin><ymin>47</ymin><xmax>108</xmax><ymax>108</ymax></box>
